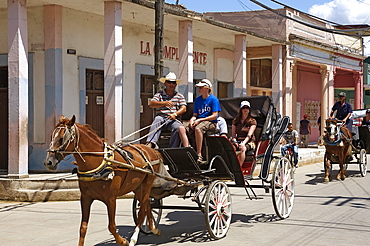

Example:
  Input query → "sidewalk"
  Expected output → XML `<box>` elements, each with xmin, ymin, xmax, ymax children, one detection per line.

<box><xmin>0</xmin><ymin>145</ymin><xmax>325</xmax><ymax>202</ymax></box>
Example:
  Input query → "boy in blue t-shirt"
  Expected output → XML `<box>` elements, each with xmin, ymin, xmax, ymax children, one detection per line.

<box><xmin>187</xmin><ymin>79</ymin><xmax>221</xmax><ymax>163</ymax></box>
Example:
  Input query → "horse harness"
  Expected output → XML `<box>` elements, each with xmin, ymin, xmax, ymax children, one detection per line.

<box><xmin>48</xmin><ymin>123</ymin><xmax>162</xmax><ymax>182</ymax></box>
<box><xmin>323</xmin><ymin>123</ymin><xmax>352</xmax><ymax>146</ymax></box>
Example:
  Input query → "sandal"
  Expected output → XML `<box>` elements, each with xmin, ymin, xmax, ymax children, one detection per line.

<box><xmin>197</xmin><ymin>155</ymin><xmax>207</xmax><ymax>165</ymax></box>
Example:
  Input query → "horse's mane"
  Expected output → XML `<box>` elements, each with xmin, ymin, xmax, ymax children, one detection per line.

<box><xmin>56</xmin><ymin>116</ymin><xmax>107</xmax><ymax>143</ymax></box>
<box><xmin>78</xmin><ymin>123</ymin><xmax>107</xmax><ymax>143</ymax></box>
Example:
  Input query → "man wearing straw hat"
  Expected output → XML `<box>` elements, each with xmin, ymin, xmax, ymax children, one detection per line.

<box><xmin>145</xmin><ymin>72</ymin><xmax>189</xmax><ymax>148</ymax></box>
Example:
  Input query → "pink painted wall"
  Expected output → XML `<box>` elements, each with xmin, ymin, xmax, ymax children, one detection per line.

<box><xmin>296</xmin><ymin>65</ymin><xmax>322</xmax><ymax>143</ymax></box>
<box><xmin>334</xmin><ymin>72</ymin><xmax>354</xmax><ymax>87</ymax></box>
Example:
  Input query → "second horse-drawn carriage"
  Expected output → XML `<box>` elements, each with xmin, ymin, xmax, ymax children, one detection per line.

<box><xmin>44</xmin><ymin>96</ymin><xmax>295</xmax><ymax>245</ymax></box>
<box><xmin>323</xmin><ymin>114</ymin><xmax>368</xmax><ymax>182</ymax></box>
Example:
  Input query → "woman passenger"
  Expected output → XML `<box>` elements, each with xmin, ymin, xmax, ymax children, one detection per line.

<box><xmin>231</xmin><ymin>101</ymin><xmax>257</xmax><ymax>167</ymax></box>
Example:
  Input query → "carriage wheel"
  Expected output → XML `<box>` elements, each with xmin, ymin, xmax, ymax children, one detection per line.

<box><xmin>272</xmin><ymin>157</ymin><xmax>295</xmax><ymax>219</ymax></box>
<box><xmin>204</xmin><ymin>180</ymin><xmax>232</xmax><ymax>239</ymax></box>
<box><xmin>132</xmin><ymin>196</ymin><xmax>162</xmax><ymax>234</ymax></box>
<box><xmin>359</xmin><ymin>149</ymin><xmax>367</xmax><ymax>177</ymax></box>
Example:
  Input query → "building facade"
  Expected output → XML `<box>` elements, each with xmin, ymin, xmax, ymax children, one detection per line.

<box><xmin>206</xmin><ymin>8</ymin><xmax>366</xmax><ymax>142</ymax></box>
<box><xmin>0</xmin><ymin>0</ymin><xmax>286</xmax><ymax>176</ymax></box>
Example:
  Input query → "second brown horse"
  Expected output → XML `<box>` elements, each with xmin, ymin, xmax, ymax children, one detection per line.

<box><xmin>323</xmin><ymin>119</ymin><xmax>352</xmax><ymax>182</ymax></box>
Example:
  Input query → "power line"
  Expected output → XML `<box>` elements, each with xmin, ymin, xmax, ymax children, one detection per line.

<box><xmin>249</xmin><ymin>0</ymin><xmax>369</xmax><ymax>37</ymax></box>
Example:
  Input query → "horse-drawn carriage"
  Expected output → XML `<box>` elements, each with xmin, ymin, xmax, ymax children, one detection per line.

<box><xmin>323</xmin><ymin>118</ymin><xmax>367</xmax><ymax>182</ymax></box>
<box><xmin>44</xmin><ymin>96</ymin><xmax>294</xmax><ymax>245</ymax></box>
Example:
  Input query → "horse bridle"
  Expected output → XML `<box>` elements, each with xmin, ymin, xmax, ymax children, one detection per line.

<box><xmin>47</xmin><ymin>124</ymin><xmax>79</xmax><ymax>155</ymax></box>
<box><xmin>324</xmin><ymin>122</ymin><xmax>342</xmax><ymax>145</ymax></box>
<box><xmin>47</xmin><ymin>124</ymin><xmax>112</xmax><ymax>163</ymax></box>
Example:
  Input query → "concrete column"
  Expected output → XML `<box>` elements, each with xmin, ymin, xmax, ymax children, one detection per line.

<box><xmin>7</xmin><ymin>0</ymin><xmax>28</xmax><ymax>178</ymax></box>
<box><xmin>233</xmin><ymin>35</ymin><xmax>246</xmax><ymax>97</ymax></box>
<box><xmin>104</xmin><ymin>1</ymin><xmax>122</xmax><ymax>142</ymax></box>
<box><xmin>246</xmin><ymin>59</ymin><xmax>251</xmax><ymax>96</ymax></box>
<box><xmin>284</xmin><ymin>56</ymin><xmax>294</xmax><ymax>119</ymax></box>
<box><xmin>44</xmin><ymin>5</ymin><xmax>62</xmax><ymax>146</ymax></box>
<box><xmin>178</xmin><ymin>20</ymin><xmax>193</xmax><ymax>102</ymax></box>
<box><xmin>353</xmin><ymin>73</ymin><xmax>363</xmax><ymax>109</ymax></box>
<box><xmin>320</xmin><ymin>67</ymin><xmax>330</xmax><ymax>134</ymax></box>
<box><xmin>329</xmin><ymin>68</ymin><xmax>335</xmax><ymax>111</ymax></box>
<box><xmin>272</xmin><ymin>44</ymin><xmax>283</xmax><ymax>114</ymax></box>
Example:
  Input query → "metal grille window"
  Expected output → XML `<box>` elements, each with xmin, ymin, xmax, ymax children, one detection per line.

<box><xmin>250</xmin><ymin>59</ymin><xmax>272</xmax><ymax>88</ymax></box>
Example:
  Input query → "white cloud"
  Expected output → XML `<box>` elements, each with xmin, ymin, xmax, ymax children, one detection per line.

<box><xmin>309</xmin><ymin>0</ymin><xmax>370</xmax><ymax>56</ymax></box>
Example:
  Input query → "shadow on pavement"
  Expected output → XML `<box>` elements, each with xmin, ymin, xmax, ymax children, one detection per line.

<box><xmin>305</xmin><ymin>168</ymin><xmax>366</xmax><ymax>185</ymax></box>
<box><xmin>93</xmin><ymin>210</ymin><xmax>280</xmax><ymax>245</ymax></box>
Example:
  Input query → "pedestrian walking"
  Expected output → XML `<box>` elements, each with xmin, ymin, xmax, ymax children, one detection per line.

<box><xmin>299</xmin><ymin>114</ymin><xmax>311</xmax><ymax>148</ymax></box>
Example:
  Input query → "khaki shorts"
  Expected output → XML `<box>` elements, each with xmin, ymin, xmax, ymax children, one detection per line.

<box><xmin>184</xmin><ymin>120</ymin><xmax>217</xmax><ymax>136</ymax></box>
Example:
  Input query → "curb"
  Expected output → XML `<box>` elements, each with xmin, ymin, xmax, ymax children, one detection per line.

<box><xmin>1</xmin><ymin>149</ymin><xmax>325</xmax><ymax>202</ymax></box>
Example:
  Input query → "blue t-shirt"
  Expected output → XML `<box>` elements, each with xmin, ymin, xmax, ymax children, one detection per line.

<box><xmin>331</xmin><ymin>101</ymin><xmax>353</xmax><ymax>120</ymax></box>
<box><xmin>193</xmin><ymin>94</ymin><xmax>221</xmax><ymax>122</ymax></box>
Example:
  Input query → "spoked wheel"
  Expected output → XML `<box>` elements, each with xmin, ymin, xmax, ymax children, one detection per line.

<box><xmin>204</xmin><ymin>180</ymin><xmax>232</xmax><ymax>239</ymax></box>
<box><xmin>272</xmin><ymin>157</ymin><xmax>295</xmax><ymax>219</ymax></box>
<box><xmin>132</xmin><ymin>196</ymin><xmax>163</xmax><ymax>234</ymax></box>
<box><xmin>359</xmin><ymin>149</ymin><xmax>367</xmax><ymax>177</ymax></box>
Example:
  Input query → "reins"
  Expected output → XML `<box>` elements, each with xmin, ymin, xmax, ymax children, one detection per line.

<box><xmin>47</xmin><ymin>117</ymin><xmax>177</xmax><ymax>180</ymax></box>
<box><xmin>113</xmin><ymin>117</ymin><xmax>179</xmax><ymax>145</ymax></box>
<box><xmin>47</xmin><ymin>117</ymin><xmax>172</xmax><ymax>158</ymax></box>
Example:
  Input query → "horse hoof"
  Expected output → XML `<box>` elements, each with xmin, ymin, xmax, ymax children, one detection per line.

<box><xmin>324</xmin><ymin>177</ymin><xmax>329</xmax><ymax>183</ymax></box>
<box><xmin>152</xmin><ymin>228</ymin><xmax>161</xmax><ymax>236</ymax></box>
<box><xmin>118</xmin><ymin>238</ymin><xmax>129</xmax><ymax>246</ymax></box>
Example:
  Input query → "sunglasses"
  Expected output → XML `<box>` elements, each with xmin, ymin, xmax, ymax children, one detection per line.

<box><xmin>166</xmin><ymin>80</ymin><xmax>177</xmax><ymax>84</ymax></box>
<box><xmin>242</xmin><ymin>106</ymin><xmax>250</xmax><ymax>109</ymax></box>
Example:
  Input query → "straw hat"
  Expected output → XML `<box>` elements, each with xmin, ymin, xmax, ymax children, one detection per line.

<box><xmin>159</xmin><ymin>72</ymin><xmax>181</xmax><ymax>84</ymax></box>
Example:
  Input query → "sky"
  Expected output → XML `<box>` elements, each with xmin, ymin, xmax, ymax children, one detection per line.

<box><xmin>166</xmin><ymin>0</ymin><xmax>370</xmax><ymax>56</ymax></box>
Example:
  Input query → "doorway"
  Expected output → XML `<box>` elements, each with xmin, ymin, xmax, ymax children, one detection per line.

<box><xmin>140</xmin><ymin>74</ymin><xmax>155</xmax><ymax>143</ymax></box>
<box><xmin>0</xmin><ymin>67</ymin><xmax>8</xmax><ymax>171</ymax></box>
<box><xmin>85</xmin><ymin>69</ymin><xmax>104</xmax><ymax>137</ymax></box>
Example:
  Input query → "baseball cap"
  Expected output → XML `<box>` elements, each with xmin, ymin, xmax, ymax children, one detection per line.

<box><xmin>159</xmin><ymin>72</ymin><xmax>181</xmax><ymax>84</ymax></box>
<box><xmin>338</xmin><ymin>92</ymin><xmax>346</xmax><ymax>97</ymax></box>
<box><xmin>240</xmin><ymin>101</ymin><xmax>251</xmax><ymax>108</ymax></box>
<box><xmin>195</xmin><ymin>79</ymin><xmax>212</xmax><ymax>88</ymax></box>
<box><xmin>304</xmin><ymin>114</ymin><xmax>308</xmax><ymax>118</ymax></box>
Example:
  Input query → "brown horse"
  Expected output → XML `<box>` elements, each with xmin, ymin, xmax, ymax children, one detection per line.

<box><xmin>44</xmin><ymin>115</ymin><xmax>162</xmax><ymax>246</ymax></box>
<box><xmin>323</xmin><ymin>119</ymin><xmax>352</xmax><ymax>182</ymax></box>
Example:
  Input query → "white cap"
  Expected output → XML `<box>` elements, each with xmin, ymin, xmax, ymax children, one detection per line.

<box><xmin>240</xmin><ymin>101</ymin><xmax>251</xmax><ymax>108</ymax></box>
<box><xmin>159</xmin><ymin>72</ymin><xmax>181</xmax><ymax>84</ymax></box>
<box><xmin>195</xmin><ymin>79</ymin><xmax>212</xmax><ymax>88</ymax></box>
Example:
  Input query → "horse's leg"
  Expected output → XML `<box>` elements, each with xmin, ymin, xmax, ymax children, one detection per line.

<box><xmin>140</xmin><ymin>177</ymin><xmax>161</xmax><ymax>236</ymax></box>
<box><xmin>130</xmin><ymin>188</ymin><xmax>146</xmax><ymax>246</ymax></box>
<box><xmin>336</xmin><ymin>154</ymin><xmax>346</xmax><ymax>181</ymax></box>
<box><xmin>79</xmin><ymin>196</ymin><xmax>93</xmax><ymax>246</ymax></box>
<box><xmin>106</xmin><ymin>198</ymin><xmax>128</xmax><ymax>246</ymax></box>
<box><xmin>324</xmin><ymin>152</ymin><xmax>330</xmax><ymax>182</ymax></box>
<box><xmin>130</xmin><ymin>183</ymin><xmax>160</xmax><ymax>246</ymax></box>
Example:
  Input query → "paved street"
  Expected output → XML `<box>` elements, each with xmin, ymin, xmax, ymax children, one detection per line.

<box><xmin>1</xmin><ymin>161</ymin><xmax>369</xmax><ymax>246</ymax></box>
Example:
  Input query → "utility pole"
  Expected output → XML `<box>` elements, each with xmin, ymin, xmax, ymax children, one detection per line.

<box><xmin>154</xmin><ymin>0</ymin><xmax>164</xmax><ymax>93</ymax></box>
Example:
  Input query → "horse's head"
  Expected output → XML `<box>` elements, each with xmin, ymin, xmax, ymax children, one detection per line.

<box><xmin>324</xmin><ymin>119</ymin><xmax>340</xmax><ymax>143</ymax></box>
<box><xmin>44</xmin><ymin>115</ymin><xmax>76</xmax><ymax>170</ymax></box>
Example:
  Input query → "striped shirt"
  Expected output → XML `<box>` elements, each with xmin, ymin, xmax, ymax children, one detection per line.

<box><xmin>151</xmin><ymin>90</ymin><xmax>187</xmax><ymax>116</ymax></box>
